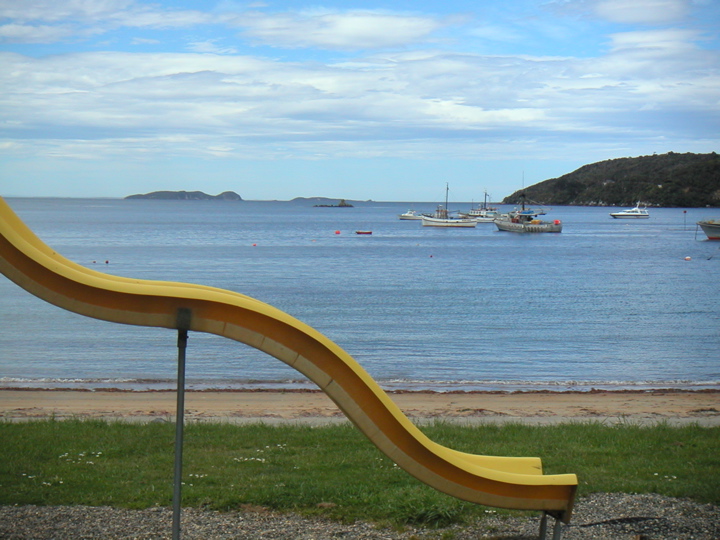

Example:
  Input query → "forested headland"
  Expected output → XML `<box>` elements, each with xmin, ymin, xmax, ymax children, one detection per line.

<box><xmin>503</xmin><ymin>152</ymin><xmax>719</xmax><ymax>207</ymax></box>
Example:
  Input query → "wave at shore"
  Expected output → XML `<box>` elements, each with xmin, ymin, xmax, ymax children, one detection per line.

<box><xmin>2</xmin><ymin>376</ymin><xmax>719</xmax><ymax>393</ymax></box>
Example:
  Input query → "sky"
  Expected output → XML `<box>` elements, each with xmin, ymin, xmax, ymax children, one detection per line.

<box><xmin>0</xmin><ymin>0</ymin><xmax>718</xmax><ymax>202</ymax></box>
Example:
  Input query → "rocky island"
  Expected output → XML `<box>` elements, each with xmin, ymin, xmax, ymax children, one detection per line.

<box><xmin>313</xmin><ymin>198</ymin><xmax>353</xmax><ymax>207</ymax></box>
<box><xmin>125</xmin><ymin>190</ymin><xmax>242</xmax><ymax>200</ymax></box>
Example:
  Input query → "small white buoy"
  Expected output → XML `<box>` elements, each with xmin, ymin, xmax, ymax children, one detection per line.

<box><xmin>684</xmin><ymin>256</ymin><xmax>692</xmax><ymax>261</ymax></box>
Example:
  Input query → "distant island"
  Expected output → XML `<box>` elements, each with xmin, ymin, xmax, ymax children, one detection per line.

<box><xmin>125</xmin><ymin>190</ymin><xmax>242</xmax><ymax>201</ymax></box>
<box><xmin>121</xmin><ymin>152</ymin><xmax>720</xmax><ymax>208</ymax></box>
<box><xmin>505</xmin><ymin>152</ymin><xmax>720</xmax><ymax>207</ymax></box>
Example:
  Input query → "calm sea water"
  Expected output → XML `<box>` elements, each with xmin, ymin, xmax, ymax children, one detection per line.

<box><xmin>1</xmin><ymin>197</ymin><xmax>719</xmax><ymax>392</ymax></box>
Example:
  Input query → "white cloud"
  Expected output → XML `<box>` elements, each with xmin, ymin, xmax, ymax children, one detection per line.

<box><xmin>187</xmin><ymin>40</ymin><xmax>238</xmax><ymax>54</ymax></box>
<box><xmin>593</xmin><ymin>0</ymin><xmax>690</xmax><ymax>24</ymax></box>
<box><xmin>1</xmin><ymin>35</ymin><xmax>716</xmax><ymax>165</ymax></box>
<box><xmin>0</xmin><ymin>23</ymin><xmax>81</xmax><ymax>43</ymax></box>
<box><xmin>0</xmin><ymin>0</ymin><xmax>215</xmax><ymax>44</ymax></box>
<box><xmin>235</xmin><ymin>10</ymin><xmax>445</xmax><ymax>50</ymax></box>
<box><xmin>467</xmin><ymin>24</ymin><xmax>524</xmax><ymax>43</ymax></box>
<box><xmin>608</xmin><ymin>28</ymin><xmax>702</xmax><ymax>53</ymax></box>
<box><xmin>131</xmin><ymin>37</ymin><xmax>160</xmax><ymax>45</ymax></box>
<box><xmin>0</xmin><ymin>0</ymin><xmax>717</xmax><ymax>182</ymax></box>
<box><xmin>0</xmin><ymin>0</ymin><xmax>135</xmax><ymax>22</ymax></box>
<box><xmin>0</xmin><ymin>4</ymin><xmax>446</xmax><ymax>50</ymax></box>
<box><xmin>109</xmin><ymin>6</ymin><xmax>213</xmax><ymax>28</ymax></box>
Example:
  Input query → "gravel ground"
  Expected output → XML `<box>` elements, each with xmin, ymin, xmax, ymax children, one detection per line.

<box><xmin>1</xmin><ymin>493</ymin><xmax>718</xmax><ymax>539</ymax></box>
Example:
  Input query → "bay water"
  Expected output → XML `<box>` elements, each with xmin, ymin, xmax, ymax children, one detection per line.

<box><xmin>1</xmin><ymin>197</ymin><xmax>718</xmax><ymax>392</ymax></box>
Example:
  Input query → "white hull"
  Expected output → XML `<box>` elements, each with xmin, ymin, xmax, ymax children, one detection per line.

<box><xmin>421</xmin><ymin>216</ymin><xmax>476</xmax><ymax>228</ymax></box>
<box><xmin>495</xmin><ymin>219</ymin><xmax>562</xmax><ymax>233</ymax></box>
<box><xmin>698</xmin><ymin>220</ymin><xmax>720</xmax><ymax>240</ymax></box>
<box><xmin>474</xmin><ymin>215</ymin><xmax>499</xmax><ymax>223</ymax></box>
<box><xmin>423</xmin><ymin>183</ymin><xmax>476</xmax><ymax>227</ymax></box>
<box><xmin>610</xmin><ymin>213</ymin><xmax>649</xmax><ymax>219</ymax></box>
<box><xmin>461</xmin><ymin>210</ymin><xmax>501</xmax><ymax>222</ymax></box>
<box><xmin>463</xmin><ymin>191</ymin><xmax>498</xmax><ymax>222</ymax></box>
<box><xmin>610</xmin><ymin>203</ymin><xmax>649</xmax><ymax>219</ymax></box>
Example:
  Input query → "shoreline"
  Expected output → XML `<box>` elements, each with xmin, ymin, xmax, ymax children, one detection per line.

<box><xmin>2</xmin><ymin>388</ymin><xmax>719</xmax><ymax>426</ymax></box>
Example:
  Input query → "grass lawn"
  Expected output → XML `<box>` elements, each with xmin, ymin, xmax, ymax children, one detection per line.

<box><xmin>1</xmin><ymin>420</ymin><xmax>717</xmax><ymax>527</ymax></box>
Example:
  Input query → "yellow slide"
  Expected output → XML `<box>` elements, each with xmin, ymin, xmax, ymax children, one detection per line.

<box><xmin>0</xmin><ymin>197</ymin><xmax>577</xmax><ymax>522</ymax></box>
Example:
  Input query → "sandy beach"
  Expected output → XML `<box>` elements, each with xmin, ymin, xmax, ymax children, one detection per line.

<box><xmin>2</xmin><ymin>388</ymin><xmax>719</xmax><ymax>425</ymax></box>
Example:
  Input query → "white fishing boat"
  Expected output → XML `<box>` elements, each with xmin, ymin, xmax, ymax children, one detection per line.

<box><xmin>461</xmin><ymin>191</ymin><xmax>500</xmax><ymax>222</ymax></box>
<box><xmin>421</xmin><ymin>184</ymin><xmax>477</xmax><ymax>228</ymax></box>
<box><xmin>697</xmin><ymin>219</ymin><xmax>720</xmax><ymax>240</ymax></box>
<box><xmin>494</xmin><ymin>195</ymin><xmax>562</xmax><ymax>233</ymax></box>
<box><xmin>609</xmin><ymin>203</ymin><xmax>650</xmax><ymax>219</ymax></box>
<box><xmin>472</xmin><ymin>209</ymin><xmax>501</xmax><ymax>222</ymax></box>
<box><xmin>421</xmin><ymin>212</ymin><xmax>477</xmax><ymax>228</ymax></box>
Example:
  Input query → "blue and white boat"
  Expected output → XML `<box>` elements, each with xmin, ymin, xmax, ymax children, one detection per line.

<box><xmin>494</xmin><ymin>195</ymin><xmax>562</xmax><ymax>233</ymax></box>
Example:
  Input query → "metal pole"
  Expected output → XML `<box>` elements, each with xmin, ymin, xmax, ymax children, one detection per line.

<box><xmin>539</xmin><ymin>512</ymin><xmax>548</xmax><ymax>539</ymax></box>
<box><xmin>172</xmin><ymin>308</ymin><xmax>191</xmax><ymax>540</ymax></box>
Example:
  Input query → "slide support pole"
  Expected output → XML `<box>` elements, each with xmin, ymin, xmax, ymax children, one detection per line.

<box><xmin>172</xmin><ymin>309</ymin><xmax>192</xmax><ymax>540</ymax></box>
<box><xmin>539</xmin><ymin>512</ymin><xmax>564</xmax><ymax>540</ymax></box>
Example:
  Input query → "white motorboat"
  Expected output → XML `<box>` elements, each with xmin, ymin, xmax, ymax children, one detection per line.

<box><xmin>610</xmin><ymin>203</ymin><xmax>650</xmax><ymax>219</ymax></box>
<box><xmin>398</xmin><ymin>209</ymin><xmax>422</xmax><ymax>220</ymax></box>
<box><xmin>697</xmin><ymin>219</ymin><xmax>720</xmax><ymax>240</ymax></box>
